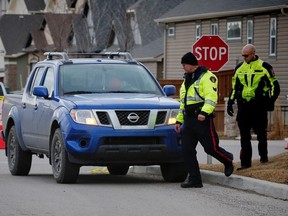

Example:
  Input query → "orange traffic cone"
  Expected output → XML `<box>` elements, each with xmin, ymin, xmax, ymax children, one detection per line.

<box><xmin>0</xmin><ymin>125</ymin><xmax>4</xmax><ymax>149</ymax></box>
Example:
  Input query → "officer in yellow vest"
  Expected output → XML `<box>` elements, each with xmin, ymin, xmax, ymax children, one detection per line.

<box><xmin>175</xmin><ymin>52</ymin><xmax>234</xmax><ymax>188</ymax></box>
<box><xmin>227</xmin><ymin>44</ymin><xmax>280</xmax><ymax>170</ymax></box>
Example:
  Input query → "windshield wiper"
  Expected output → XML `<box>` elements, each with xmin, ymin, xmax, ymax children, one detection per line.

<box><xmin>106</xmin><ymin>90</ymin><xmax>142</xmax><ymax>93</ymax></box>
<box><xmin>64</xmin><ymin>91</ymin><xmax>96</xmax><ymax>95</ymax></box>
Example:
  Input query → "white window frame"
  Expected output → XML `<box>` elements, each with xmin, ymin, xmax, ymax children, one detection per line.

<box><xmin>211</xmin><ymin>23</ymin><xmax>218</xmax><ymax>35</ymax></box>
<box><xmin>167</xmin><ymin>25</ymin><xmax>175</xmax><ymax>37</ymax></box>
<box><xmin>227</xmin><ymin>20</ymin><xmax>241</xmax><ymax>40</ymax></box>
<box><xmin>196</xmin><ymin>24</ymin><xmax>201</xmax><ymax>40</ymax></box>
<box><xmin>247</xmin><ymin>19</ymin><xmax>253</xmax><ymax>44</ymax></box>
<box><xmin>269</xmin><ymin>17</ymin><xmax>277</xmax><ymax>56</ymax></box>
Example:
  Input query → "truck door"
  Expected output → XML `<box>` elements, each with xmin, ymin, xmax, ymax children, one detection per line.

<box><xmin>33</xmin><ymin>67</ymin><xmax>55</xmax><ymax>151</ymax></box>
<box><xmin>21</xmin><ymin>67</ymin><xmax>46</xmax><ymax>149</ymax></box>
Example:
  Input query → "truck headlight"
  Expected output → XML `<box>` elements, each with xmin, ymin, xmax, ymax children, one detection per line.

<box><xmin>167</xmin><ymin>109</ymin><xmax>178</xmax><ymax>125</ymax></box>
<box><xmin>70</xmin><ymin>109</ymin><xmax>97</xmax><ymax>125</ymax></box>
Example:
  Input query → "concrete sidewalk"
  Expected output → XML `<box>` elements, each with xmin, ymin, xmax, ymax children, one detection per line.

<box><xmin>130</xmin><ymin>165</ymin><xmax>288</xmax><ymax>200</ymax></box>
<box><xmin>131</xmin><ymin>139</ymin><xmax>288</xmax><ymax>200</ymax></box>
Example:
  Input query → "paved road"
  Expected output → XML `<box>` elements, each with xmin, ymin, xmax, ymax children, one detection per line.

<box><xmin>1</xmin><ymin>139</ymin><xmax>288</xmax><ymax>201</ymax></box>
<box><xmin>0</xmin><ymin>149</ymin><xmax>288</xmax><ymax>216</ymax></box>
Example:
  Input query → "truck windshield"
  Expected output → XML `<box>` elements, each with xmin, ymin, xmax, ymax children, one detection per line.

<box><xmin>59</xmin><ymin>63</ymin><xmax>163</xmax><ymax>95</ymax></box>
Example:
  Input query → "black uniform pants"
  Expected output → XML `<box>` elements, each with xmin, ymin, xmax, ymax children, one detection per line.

<box><xmin>237</xmin><ymin>101</ymin><xmax>268</xmax><ymax>166</ymax></box>
<box><xmin>182</xmin><ymin>113</ymin><xmax>233</xmax><ymax>183</ymax></box>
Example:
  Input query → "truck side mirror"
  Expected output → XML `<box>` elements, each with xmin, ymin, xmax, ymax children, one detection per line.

<box><xmin>163</xmin><ymin>85</ymin><xmax>176</xmax><ymax>96</ymax></box>
<box><xmin>33</xmin><ymin>86</ymin><xmax>49</xmax><ymax>99</ymax></box>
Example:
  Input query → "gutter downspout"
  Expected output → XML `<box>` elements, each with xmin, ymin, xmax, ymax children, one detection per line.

<box><xmin>163</xmin><ymin>25</ymin><xmax>167</xmax><ymax>79</ymax></box>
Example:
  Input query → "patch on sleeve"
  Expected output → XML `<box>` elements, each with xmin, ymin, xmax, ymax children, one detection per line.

<box><xmin>210</xmin><ymin>76</ymin><xmax>217</xmax><ymax>83</ymax></box>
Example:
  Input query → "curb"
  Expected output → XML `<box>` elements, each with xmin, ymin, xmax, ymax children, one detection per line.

<box><xmin>130</xmin><ymin>166</ymin><xmax>288</xmax><ymax>201</ymax></box>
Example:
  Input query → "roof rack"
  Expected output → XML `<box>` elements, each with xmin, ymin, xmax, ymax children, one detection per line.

<box><xmin>68</xmin><ymin>52</ymin><xmax>134</xmax><ymax>61</ymax></box>
<box><xmin>44</xmin><ymin>52</ymin><xmax>69</xmax><ymax>61</ymax></box>
<box><xmin>104</xmin><ymin>52</ymin><xmax>133</xmax><ymax>60</ymax></box>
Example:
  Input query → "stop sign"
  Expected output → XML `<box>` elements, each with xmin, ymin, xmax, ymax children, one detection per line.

<box><xmin>192</xmin><ymin>35</ymin><xmax>229</xmax><ymax>72</ymax></box>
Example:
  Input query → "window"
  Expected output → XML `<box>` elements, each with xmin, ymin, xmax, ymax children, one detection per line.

<box><xmin>196</xmin><ymin>24</ymin><xmax>201</xmax><ymax>40</ymax></box>
<box><xmin>211</xmin><ymin>23</ymin><xmax>218</xmax><ymax>35</ymax></box>
<box><xmin>29</xmin><ymin>67</ymin><xmax>45</xmax><ymax>96</ymax></box>
<box><xmin>247</xmin><ymin>19</ymin><xmax>253</xmax><ymax>44</ymax></box>
<box><xmin>43</xmin><ymin>67</ymin><xmax>55</xmax><ymax>97</ymax></box>
<box><xmin>227</xmin><ymin>20</ymin><xmax>241</xmax><ymax>40</ymax></box>
<box><xmin>167</xmin><ymin>25</ymin><xmax>175</xmax><ymax>37</ymax></box>
<box><xmin>270</xmin><ymin>17</ymin><xmax>277</xmax><ymax>56</ymax></box>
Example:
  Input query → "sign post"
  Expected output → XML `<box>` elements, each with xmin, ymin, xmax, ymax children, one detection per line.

<box><xmin>192</xmin><ymin>35</ymin><xmax>229</xmax><ymax>72</ymax></box>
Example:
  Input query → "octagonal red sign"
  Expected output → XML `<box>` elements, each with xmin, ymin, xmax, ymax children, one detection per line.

<box><xmin>192</xmin><ymin>35</ymin><xmax>229</xmax><ymax>72</ymax></box>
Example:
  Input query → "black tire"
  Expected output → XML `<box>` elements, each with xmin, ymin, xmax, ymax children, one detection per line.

<box><xmin>160</xmin><ymin>163</ymin><xmax>188</xmax><ymax>182</ymax></box>
<box><xmin>51</xmin><ymin>128</ymin><xmax>80</xmax><ymax>184</ymax></box>
<box><xmin>107</xmin><ymin>165</ymin><xmax>129</xmax><ymax>175</ymax></box>
<box><xmin>7</xmin><ymin>126</ymin><xmax>32</xmax><ymax>176</ymax></box>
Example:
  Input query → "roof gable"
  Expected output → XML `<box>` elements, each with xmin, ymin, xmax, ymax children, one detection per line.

<box><xmin>0</xmin><ymin>14</ymin><xmax>44</xmax><ymax>55</ymax></box>
<box><xmin>128</xmin><ymin>0</ymin><xmax>185</xmax><ymax>45</ymax></box>
<box><xmin>25</xmin><ymin>0</ymin><xmax>45</xmax><ymax>13</ymax></box>
<box><xmin>44</xmin><ymin>13</ymin><xmax>75</xmax><ymax>51</ymax></box>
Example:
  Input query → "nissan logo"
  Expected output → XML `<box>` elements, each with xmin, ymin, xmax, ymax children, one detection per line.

<box><xmin>127</xmin><ymin>113</ymin><xmax>139</xmax><ymax>123</ymax></box>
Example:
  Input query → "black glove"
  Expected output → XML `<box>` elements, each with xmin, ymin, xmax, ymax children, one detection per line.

<box><xmin>227</xmin><ymin>101</ymin><xmax>234</xmax><ymax>117</ymax></box>
<box><xmin>266</xmin><ymin>97</ymin><xmax>276</xmax><ymax>111</ymax></box>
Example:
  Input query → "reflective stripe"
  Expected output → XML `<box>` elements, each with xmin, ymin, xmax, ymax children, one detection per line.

<box><xmin>205</xmin><ymin>99</ymin><xmax>216</xmax><ymax>107</ymax></box>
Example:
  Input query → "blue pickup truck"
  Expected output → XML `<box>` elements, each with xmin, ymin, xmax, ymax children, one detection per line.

<box><xmin>1</xmin><ymin>52</ymin><xmax>187</xmax><ymax>183</ymax></box>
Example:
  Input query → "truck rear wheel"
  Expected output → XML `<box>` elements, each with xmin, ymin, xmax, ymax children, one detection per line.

<box><xmin>7</xmin><ymin>126</ymin><xmax>32</xmax><ymax>176</ymax></box>
<box><xmin>51</xmin><ymin>128</ymin><xmax>80</xmax><ymax>183</ymax></box>
<box><xmin>107</xmin><ymin>165</ymin><xmax>129</xmax><ymax>175</ymax></box>
<box><xmin>160</xmin><ymin>163</ymin><xmax>187</xmax><ymax>182</ymax></box>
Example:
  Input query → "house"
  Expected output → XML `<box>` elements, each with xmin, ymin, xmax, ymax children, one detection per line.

<box><xmin>0</xmin><ymin>0</ymin><xmax>187</xmax><ymax>89</ymax></box>
<box><xmin>0</xmin><ymin>14</ymin><xmax>45</xmax><ymax>90</ymax></box>
<box><xmin>103</xmin><ymin>0</ymin><xmax>186</xmax><ymax>78</ymax></box>
<box><xmin>0</xmin><ymin>0</ymin><xmax>78</xmax><ymax>90</ymax></box>
<box><xmin>155</xmin><ymin>0</ymin><xmax>288</xmax><ymax>137</ymax></box>
<box><xmin>155</xmin><ymin>0</ymin><xmax>288</xmax><ymax>105</ymax></box>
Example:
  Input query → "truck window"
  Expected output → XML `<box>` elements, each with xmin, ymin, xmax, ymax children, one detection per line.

<box><xmin>59</xmin><ymin>64</ymin><xmax>163</xmax><ymax>95</ymax></box>
<box><xmin>43</xmin><ymin>67</ymin><xmax>55</xmax><ymax>97</ymax></box>
<box><xmin>29</xmin><ymin>67</ymin><xmax>45</xmax><ymax>96</ymax></box>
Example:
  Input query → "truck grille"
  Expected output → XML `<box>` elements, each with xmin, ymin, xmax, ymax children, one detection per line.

<box><xmin>116</xmin><ymin>111</ymin><xmax>149</xmax><ymax>125</ymax></box>
<box><xmin>156</xmin><ymin>111</ymin><xmax>167</xmax><ymax>124</ymax></box>
<box><xmin>95</xmin><ymin>110</ymin><xmax>168</xmax><ymax>127</ymax></box>
<box><xmin>96</xmin><ymin>111</ymin><xmax>110</xmax><ymax>125</ymax></box>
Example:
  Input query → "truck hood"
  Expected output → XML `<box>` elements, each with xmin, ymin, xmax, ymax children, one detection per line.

<box><xmin>61</xmin><ymin>93</ymin><xmax>179</xmax><ymax>109</ymax></box>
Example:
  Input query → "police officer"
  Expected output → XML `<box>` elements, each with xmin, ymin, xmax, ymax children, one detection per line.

<box><xmin>175</xmin><ymin>52</ymin><xmax>234</xmax><ymax>188</ymax></box>
<box><xmin>227</xmin><ymin>44</ymin><xmax>280</xmax><ymax>170</ymax></box>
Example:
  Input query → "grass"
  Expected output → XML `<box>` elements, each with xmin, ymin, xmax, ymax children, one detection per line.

<box><xmin>199</xmin><ymin>151</ymin><xmax>288</xmax><ymax>185</ymax></box>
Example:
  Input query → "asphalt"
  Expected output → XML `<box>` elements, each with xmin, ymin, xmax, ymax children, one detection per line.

<box><xmin>130</xmin><ymin>139</ymin><xmax>288</xmax><ymax>201</ymax></box>
<box><xmin>1</xmin><ymin>139</ymin><xmax>287</xmax><ymax>200</ymax></box>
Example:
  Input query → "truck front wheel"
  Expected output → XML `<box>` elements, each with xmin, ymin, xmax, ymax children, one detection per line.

<box><xmin>7</xmin><ymin>126</ymin><xmax>32</xmax><ymax>175</ymax></box>
<box><xmin>160</xmin><ymin>163</ymin><xmax>188</xmax><ymax>182</ymax></box>
<box><xmin>51</xmin><ymin>128</ymin><xmax>80</xmax><ymax>183</ymax></box>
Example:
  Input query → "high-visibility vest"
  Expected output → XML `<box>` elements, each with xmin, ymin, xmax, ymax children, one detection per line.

<box><xmin>176</xmin><ymin>68</ymin><xmax>218</xmax><ymax>124</ymax></box>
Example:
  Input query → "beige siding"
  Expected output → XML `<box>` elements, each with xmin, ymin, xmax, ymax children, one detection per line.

<box><xmin>164</xmin><ymin>12</ymin><xmax>288</xmax><ymax>105</ymax></box>
<box><xmin>165</xmin><ymin>22</ymin><xmax>195</xmax><ymax>79</ymax></box>
<box><xmin>141</xmin><ymin>61</ymin><xmax>157</xmax><ymax>78</ymax></box>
